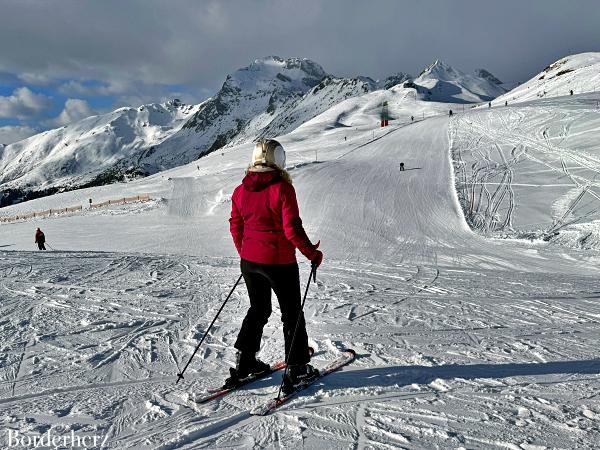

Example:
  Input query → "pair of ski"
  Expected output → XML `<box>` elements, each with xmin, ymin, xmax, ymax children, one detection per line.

<box><xmin>192</xmin><ymin>348</ymin><xmax>355</xmax><ymax>415</ymax></box>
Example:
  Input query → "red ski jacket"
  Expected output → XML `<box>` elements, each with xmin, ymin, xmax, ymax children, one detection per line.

<box><xmin>229</xmin><ymin>170</ymin><xmax>318</xmax><ymax>265</ymax></box>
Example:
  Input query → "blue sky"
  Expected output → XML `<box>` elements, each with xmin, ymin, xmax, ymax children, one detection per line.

<box><xmin>1</xmin><ymin>0</ymin><xmax>599</xmax><ymax>145</ymax></box>
<box><xmin>0</xmin><ymin>77</ymin><xmax>79</xmax><ymax>123</ymax></box>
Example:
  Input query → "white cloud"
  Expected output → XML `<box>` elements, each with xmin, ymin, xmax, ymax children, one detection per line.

<box><xmin>58</xmin><ymin>79</ymin><xmax>132</xmax><ymax>97</ymax></box>
<box><xmin>0</xmin><ymin>125</ymin><xmax>38</xmax><ymax>145</ymax></box>
<box><xmin>18</xmin><ymin>72</ymin><xmax>54</xmax><ymax>86</ymax></box>
<box><xmin>57</xmin><ymin>79</ymin><xmax>204</xmax><ymax>111</ymax></box>
<box><xmin>1</xmin><ymin>0</ymin><xmax>597</xmax><ymax>97</ymax></box>
<box><xmin>0</xmin><ymin>87</ymin><xmax>53</xmax><ymax>120</ymax></box>
<box><xmin>51</xmin><ymin>98</ymin><xmax>96</xmax><ymax>126</ymax></box>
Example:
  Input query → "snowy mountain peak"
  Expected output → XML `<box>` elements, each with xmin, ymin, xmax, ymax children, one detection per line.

<box><xmin>224</xmin><ymin>56</ymin><xmax>327</xmax><ymax>93</ymax></box>
<box><xmin>474</xmin><ymin>69</ymin><xmax>503</xmax><ymax>85</ymax></box>
<box><xmin>180</xmin><ymin>56</ymin><xmax>330</xmax><ymax>152</ymax></box>
<box><xmin>163</xmin><ymin>98</ymin><xmax>184</xmax><ymax>108</ymax></box>
<box><xmin>255</xmin><ymin>56</ymin><xmax>327</xmax><ymax>78</ymax></box>
<box><xmin>135</xmin><ymin>98</ymin><xmax>193</xmax><ymax>116</ymax></box>
<box><xmin>414</xmin><ymin>59</ymin><xmax>506</xmax><ymax>103</ymax></box>
<box><xmin>419</xmin><ymin>59</ymin><xmax>459</xmax><ymax>79</ymax></box>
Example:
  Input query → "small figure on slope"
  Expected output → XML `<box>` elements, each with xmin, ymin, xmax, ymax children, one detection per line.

<box><xmin>228</xmin><ymin>139</ymin><xmax>323</xmax><ymax>392</ymax></box>
<box><xmin>35</xmin><ymin>228</ymin><xmax>46</xmax><ymax>250</ymax></box>
<box><xmin>399</xmin><ymin>162</ymin><xmax>405</xmax><ymax>171</ymax></box>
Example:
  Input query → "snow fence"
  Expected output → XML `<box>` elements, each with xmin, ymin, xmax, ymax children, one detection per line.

<box><xmin>0</xmin><ymin>194</ymin><xmax>151</xmax><ymax>224</ymax></box>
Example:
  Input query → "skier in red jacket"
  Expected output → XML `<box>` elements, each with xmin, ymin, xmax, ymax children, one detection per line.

<box><xmin>227</xmin><ymin>139</ymin><xmax>323</xmax><ymax>392</ymax></box>
<box><xmin>35</xmin><ymin>228</ymin><xmax>46</xmax><ymax>250</ymax></box>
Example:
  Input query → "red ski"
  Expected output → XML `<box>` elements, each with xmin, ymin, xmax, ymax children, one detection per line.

<box><xmin>250</xmin><ymin>348</ymin><xmax>356</xmax><ymax>416</ymax></box>
<box><xmin>192</xmin><ymin>361</ymin><xmax>287</xmax><ymax>404</ymax></box>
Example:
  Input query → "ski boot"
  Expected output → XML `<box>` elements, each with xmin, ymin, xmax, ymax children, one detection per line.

<box><xmin>282</xmin><ymin>363</ymin><xmax>320</xmax><ymax>395</ymax></box>
<box><xmin>223</xmin><ymin>351</ymin><xmax>270</xmax><ymax>389</ymax></box>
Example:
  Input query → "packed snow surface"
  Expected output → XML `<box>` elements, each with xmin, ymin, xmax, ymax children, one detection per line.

<box><xmin>451</xmin><ymin>92</ymin><xmax>600</xmax><ymax>250</ymax></box>
<box><xmin>1</xmin><ymin>61</ymin><xmax>600</xmax><ymax>448</ymax></box>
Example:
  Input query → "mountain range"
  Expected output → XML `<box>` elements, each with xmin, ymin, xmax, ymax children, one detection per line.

<box><xmin>1</xmin><ymin>56</ymin><xmax>506</xmax><ymax>206</ymax></box>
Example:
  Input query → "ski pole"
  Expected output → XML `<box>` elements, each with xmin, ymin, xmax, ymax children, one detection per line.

<box><xmin>45</xmin><ymin>242</ymin><xmax>55</xmax><ymax>250</ymax></box>
<box><xmin>276</xmin><ymin>264</ymin><xmax>317</xmax><ymax>400</ymax></box>
<box><xmin>176</xmin><ymin>273</ymin><xmax>243</xmax><ymax>384</ymax></box>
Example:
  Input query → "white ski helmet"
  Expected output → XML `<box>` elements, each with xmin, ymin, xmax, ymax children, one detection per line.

<box><xmin>251</xmin><ymin>139</ymin><xmax>286</xmax><ymax>170</ymax></box>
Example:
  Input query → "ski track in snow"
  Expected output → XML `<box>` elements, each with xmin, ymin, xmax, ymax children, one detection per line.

<box><xmin>450</xmin><ymin>94</ymin><xmax>600</xmax><ymax>250</ymax></box>
<box><xmin>0</xmin><ymin>251</ymin><xmax>599</xmax><ymax>449</ymax></box>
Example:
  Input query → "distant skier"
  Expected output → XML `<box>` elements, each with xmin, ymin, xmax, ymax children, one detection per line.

<box><xmin>488</xmin><ymin>102</ymin><xmax>491</xmax><ymax>108</ymax></box>
<box><xmin>344</xmin><ymin>136</ymin><xmax>347</xmax><ymax>141</ymax></box>
<box><xmin>448</xmin><ymin>110</ymin><xmax>453</xmax><ymax>116</ymax></box>
<box><xmin>570</xmin><ymin>89</ymin><xmax>574</xmax><ymax>96</ymax></box>
<box><xmin>228</xmin><ymin>139</ymin><xmax>323</xmax><ymax>393</ymax></box>
<box><xmin>35</xmin><ymin>228</ymin><xmax>46</xmax><ymax>250</ymax></box>
<box><xmin>410</xmin><ymin>115</ymin><xmax>414</xmax><ymax>122</ymax></box>
<box><xmin>399</xmin><ymin>162</ymin><xmax>405</xmax><ymax>171</ymax></box>
<box><xmin>505</xmin><ymin>101</ymin><xmax>508</xmax><ymax>106</ymax></box>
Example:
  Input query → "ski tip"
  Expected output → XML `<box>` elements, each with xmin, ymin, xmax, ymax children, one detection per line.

<box><xmin>341</xmin><ymin>348</ymin><xmax>356</xmax><ymax>357</ymax></box>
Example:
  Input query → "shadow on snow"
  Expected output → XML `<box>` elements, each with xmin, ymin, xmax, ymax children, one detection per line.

<box><xmin>330</xmin><ymin>358</ymin><xmax>600</xmax><ymax>390</ymax></box>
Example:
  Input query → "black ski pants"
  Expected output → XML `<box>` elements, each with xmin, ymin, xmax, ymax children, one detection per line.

<box><xmin>234</xmin><ymin>259</ymin><xmax>310</xmax><ymax>365</ymax></box>
<box><xmin>37</xmin><ymin>242</ymin><xmax>46</xmax><ymax>250</ymax></box>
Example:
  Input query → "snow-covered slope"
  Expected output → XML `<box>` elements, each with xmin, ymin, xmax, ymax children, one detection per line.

<box><xmin>494</xmin><ymin>52</ymin><xmax>600</xmax><ymax>104</ymax></box>
<box><xmin>451</xmin><ymin>92</ymin><xmax>600</xmax><ymax>249</ymax></box>
<box><xmin>444</xmin><ymin>54</ymin><xmax>600</xmax><ymax>251</ymax></box>
<box><xmin>253</xmin><ymin>75</ymin><xmax>377</xmax><ymax>139</ymax></box>
<box><xmin>413</xmin><ymin>60</ymin><xmax>506</xmax><ymax>103</ymax></box>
